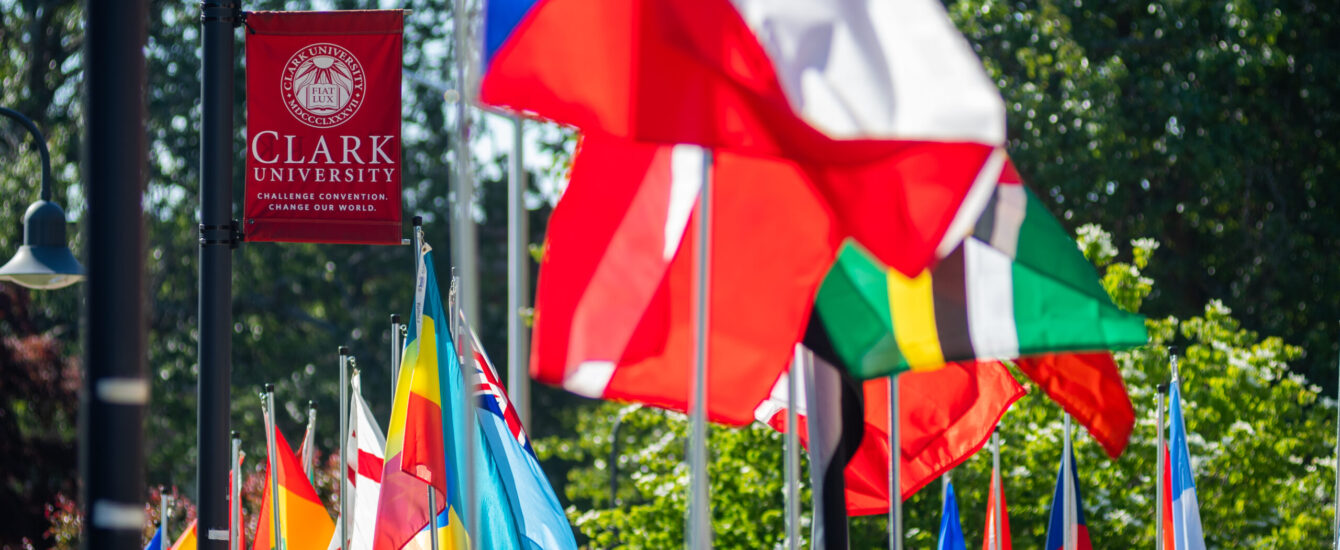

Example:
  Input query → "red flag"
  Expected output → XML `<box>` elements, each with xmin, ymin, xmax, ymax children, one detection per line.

<box><xmin>531</xmin><ymin>136</ymin><xmax>842</xmax><ymax>425</ymax></box>
<box><xmin>758</xmin><ymin>359</ymin><xmax>1025</xmax><ymax>512</ymax></box>
<box><xmin>1014</xmin><ymin>352</ymin><xmax>1134</xmax><ymax>458</ymax></box>
<box><xmin>981</xmin><ymin>459</ymin><xmax>1013</xmax><ymax>550</ymax></box>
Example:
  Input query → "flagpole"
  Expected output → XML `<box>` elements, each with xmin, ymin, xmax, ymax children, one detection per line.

<box><xmin>459</xmin><ymin>310</ymin><xmax>479</xmax><ymax>548</ymax></box>
<box><xmin>231</xmin><ymin>431</ymin><xmax>242</xmax><ymax>550</ymax></box>
<box><xmin>991</xmin><ymin>428</ymin><xmax>1002</xmax><ymax>550</ymax></box>
<box><xmin>339</xmin><ymin>347</ymin><xmax>351</xmax><ymax>550</ymax></box>
<box><xmin>304</xmin><ymin>401</ymin><xmax>317</xmax><ymax>480</ymax></box>
<box><xmin>1062</xmin><ymin>414</ymin><xmax>1075</xmax><ymax>550</ymax></box>
<box><xmin>888</xmin><ymin>373</ymin><xmax>901</xmax><ymax>550</ymax></box>
<box><xmin>784</xmin><ymin>345</ymin><xmax>802</xmax><ymax>550</ymax></box>
<box><xmin>1156</xmin><ymin>382</ymin><xmax>1168</xmax><ymax>550</ymax></box>
<box><xmin>160</xmin><ymin>486</ymin><xmax>170</xmax><ymax>538</ymax></box>
<box><xmin>507</xmin><ymin>114</ymin><xmax>531</xmax><ymax>428</ymax></box>
<box><xmin>688</xmin><ymin>148</ymin><xmax>713</xmax><ymax>549</ymax></box>
<box><xmin>263</xmin><ymin>385</ymin><xmax>284</xmax><ymax>550</ymax></box>
<box><xmin>428</xmin><ymin>486</ymin><xmax>440</xmax><ymax>550</ymax></box>
<box><xmin>391</xmin><ymin>314</ymin><xmax>403</xmax><ymax>404</ymax></box>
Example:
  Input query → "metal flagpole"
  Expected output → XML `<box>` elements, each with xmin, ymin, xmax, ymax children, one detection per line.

<box><xmin>688</xmin><ymin>149</ymin><xmax>713</xmax><ymax>549</ymax></box>
<box><xmin>1156</xmin><ymin>382</ymin><xmax>1168</xmax><ymax>550</ymax></box>
<box><xmin>304</xmin><ymin>402</ymin><xmax>317</xmax><ymax>480</ymax></box>
<box><xmin>888</xmin><ymin>373</ymin><xmax>901</xmax><ymax>550</ymax></box>
<box><xmin>428</xmin><ymin>485</ymin><xmax>440</xmax><ymax>550</ymax></box>
<box><xmin>784</xmin><ymin>345</ymin><xmax>802</xmax><ymax>550</ymax></box>
<box><xmin>392</xmin><ymin>314</ymin><xmax>404</xmax><ymax>402</ymax></box>
<box><xmin>991</xmin><ymin>429</ymin><xmax>1002</xmax><ymax>550</ymax></box>
<box><xmin>1062</xmin><ymin>414</ymin><xmax>1075</xmax><ymax>550</ymax></box>
<box><xmin>263</xmin><ymin>385</ymin><xmax>284</xmax><ymax>550</ymax></box>
<box><xmin>160</xmin><ymin>487</ymin><xmax>170</xmax><ymax>537</ymax></box>
<box><xmin>507</xmin><ymin>115</ymin><xmax>531</xmax><ymax>428</ymax></box>
<box><xmin>231</xmin><ymin>431</ymin><xmax>242</xmax><ymax>550</ymax></box>
<box><xmin>339</xmin><ymin>348</ymin><xmax>351</xmax><ymax>550</ymax></box>
<box><xmin>459</xmin><ymin>309</ymin><xmax>480</xmax><ymax>547</ymax></box>
<box><xmin>451</xmin><ymin>0</ymin><xmax>481</xmax><ymax>533</ymax></box>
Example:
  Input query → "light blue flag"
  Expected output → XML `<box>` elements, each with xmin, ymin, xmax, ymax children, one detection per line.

<box><xmin>467</xmin><ymin>328</ymin><xmax>579</xmax><ymax>550</ymax></box>
<box><xmin>938</xmin><ymin>481</ymin><xmax>967</xmax><ymax>550</ymax></box>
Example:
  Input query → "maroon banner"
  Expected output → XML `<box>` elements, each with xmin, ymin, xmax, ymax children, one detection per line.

<box><xmin>244</xmin><ymin>11</ymin><xmax>404</xmax><ymax>244</ymax></box>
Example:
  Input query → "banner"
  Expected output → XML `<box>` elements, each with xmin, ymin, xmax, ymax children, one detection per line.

<box><xmin>244</xmin><ymin>10</ymin><xmax>404</xmax><ymax>244</ymax></box>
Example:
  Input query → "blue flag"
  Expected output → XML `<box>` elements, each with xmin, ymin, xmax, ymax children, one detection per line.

<box><xmin>938</xmin><ymin>481</ymin><xmax>967</xmax><ymax>550</ymax></box>
<box><xmin>144</xmin><ymin>526</ymin><xmax>163</xmax><ymax>550</ymax></box>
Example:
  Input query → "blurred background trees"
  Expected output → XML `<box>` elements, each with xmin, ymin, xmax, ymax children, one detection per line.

<box><xmin>0</xmin><ymin>0</ymin><xmax>1336</xmax><ymax>546</ymax></box>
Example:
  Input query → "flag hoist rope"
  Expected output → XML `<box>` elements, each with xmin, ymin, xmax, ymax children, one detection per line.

<box><xmin>784</xmin><ymin>346</ymin><xmax>802</xmax><ymax>550</ymax></box>
<box><xmin>688</xmin><ymin>148</ymin><xmax>714</xmax><ymax>549</ymax></box>
<box><xmin>263</xmin><ymin>385</ymin><xmax>284</xmax><ymax>550</ymax></box>
<box><xmin>888</xmin><ymin>372</ymin><xmax>901</xmax><ymax>550</ymax></box>
<box><xmin>391</xmin><ymin>314</ymin><xmax>403</xmax><ymax>406</ymax></box>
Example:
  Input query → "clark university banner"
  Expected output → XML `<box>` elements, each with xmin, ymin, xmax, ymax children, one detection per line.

<box><xmin>245</xmin><ymin>11</ymin><xmax>404</xmax><ymax>244</ymax></box>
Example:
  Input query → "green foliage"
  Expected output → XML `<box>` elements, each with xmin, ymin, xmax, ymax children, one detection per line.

<box><xmin>545</xmin><ymin>231</ymin><xmax>1337</xmax><ymax>548</ymax></box>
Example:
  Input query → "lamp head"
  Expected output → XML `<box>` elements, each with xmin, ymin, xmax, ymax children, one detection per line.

<box><xmin>0</xmin><ymin>200</ymin><xmax>84</xmax><ymax>289</ymax></box>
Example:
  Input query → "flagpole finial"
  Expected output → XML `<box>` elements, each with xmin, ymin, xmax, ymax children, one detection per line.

<box><xmin>1157</xmin><ymin>383</ymin><xmax>1169</xmax><ymax>395</ymax></box>
<box><xmin>264</xmin><ymin>383</ymin><xmax>275</xmax><ymax>393</ymax></box>
<box><xmin>391</xmin><ymin>313</ymin><xmax>401</xmax><ymax>324</ymax></box>
<box><xmin>1168</xmin><ymin>345</ymin><xmax>1179</xmax><ymax>357</ymax></box>
<box><xmin>308</xmin><ymin>400</ymin><xmax>317</xmax><ymax>411</ymax></box>
<box><xmin>231</xmin><ymin>430</ymin><xmax>241</xmax><ymax>440</ymax></box>
<box><xmin>340</xmin><ymin>345</ymin><xmax>350</xmax><ymax>356</ymax></box>
<box><xmin>413</xmin><ymin>215</ymin><xmax>423</xmax><ymax>227</ymax></box>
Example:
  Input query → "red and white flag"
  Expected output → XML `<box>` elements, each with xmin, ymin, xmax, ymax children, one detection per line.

<box><xmin>327</xmin><ymin>373</ymin><xmax>386</xmax><ymax>550</ymax></box>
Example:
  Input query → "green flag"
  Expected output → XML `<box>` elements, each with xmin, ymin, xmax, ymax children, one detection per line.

<box><xmin>809</xmin><ymin>178</ymin><xmax>1147</xmax><ymax>379</ymax></box>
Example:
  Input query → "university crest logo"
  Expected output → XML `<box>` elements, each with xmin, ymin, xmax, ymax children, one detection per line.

<box><xmin>282</xmin><ymin>42</ymin><xmax>365</xmax><ymax>128</ymax></box>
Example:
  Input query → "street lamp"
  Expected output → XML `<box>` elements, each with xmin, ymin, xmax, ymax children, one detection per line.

<box><xmin>0</xmin><ymin>106</ymin><xmax>83</xmax><ymax>289</ymax></box>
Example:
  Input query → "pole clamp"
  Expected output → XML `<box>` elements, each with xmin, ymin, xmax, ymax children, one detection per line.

<box><xmin>199</xmin><ymin>219</ymin><xmax>243</xmax><ymax>249</ymax></box>
<box><xmin>200</xmin><ymin>1</ymin><xmax>243</xmax><ymax>28</ymax></box>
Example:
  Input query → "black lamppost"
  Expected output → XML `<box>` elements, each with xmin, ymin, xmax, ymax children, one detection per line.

<box><xmin>0</xmin><ymin>106</ymin><xmax>83</xmax><ymax>289</ymax></box>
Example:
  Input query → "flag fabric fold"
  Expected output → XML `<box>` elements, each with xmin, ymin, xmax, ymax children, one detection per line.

<box><xmin>938</xmin><ymin>481</ymin><xmax>968</xmax><ymax>550</ymax></box>
<box><xmin>253</xmin><ymin>427</ymin><xmax>335</xmax><ymax>550</ymax></box>
<box><xmin>530</xmin><ymin>136</ymin><xmax>841</xmax><ymax>426</ymax></box>
<box><xmin>793</xmin><ymin>352</ymin><xmax>864</xmax><ymax>549</ymax></box>
<box><xmin>1044</xmin><ymin>451</ymin><xmax>1093</xmax><ymax>550</ymax></box>
<box><xmin>468</xmin><ymin>328</ymin><xmax>578</xmax><ymax>550</ymax></box>
<box><xmin>374</xmin><ymin>249</ymin><xmax>469</xmax><ymax>550</ymax></box>
<box><xmin>481</xmin><ymin>0</ymin><xmax>1007</xmax><ymax>274</ymax></box>
<box><xmin>1014</xmin><ymin>353</ymin><xmax>1134</xmax><ymax>458</ymax></box>
<box><xmin>756</xmin><ymin>355</ymin><xmax>1024</xmax><ymax>514</ymax></box>
<box><xmin>1169</xmin><ymin>381</ymin><xmax>1207</xmax><ymax>550</ymax></box>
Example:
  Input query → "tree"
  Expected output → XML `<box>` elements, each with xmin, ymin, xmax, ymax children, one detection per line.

<box><xmin>539</xmin><ymin>228</ymin><xmax>1336</xmax><ymax>548</ymax></box>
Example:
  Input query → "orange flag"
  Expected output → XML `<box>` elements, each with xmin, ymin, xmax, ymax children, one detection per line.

<box><xmin>981</xmin><ymin>463</ymin><xmax>1012</xmax><ymax>550</ymax></box>
<box><xmin>169</xmin><ymin>520</ymin><xmax>197</xmax><ymax>550</ymax></box>
<box><xmin>253</xmin><ymin>427</ymin><xmax>335</xmax><ymax>550</ymax></box>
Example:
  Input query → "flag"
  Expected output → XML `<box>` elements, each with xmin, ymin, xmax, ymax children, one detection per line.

<box><xmin>1044</xmin><ymin>451</ymin><xmax>1093</xmax><ymax>550</ymax></box>
<box><xmin>1159</xmin><ymin>441</ymin><xmax>1176</xmax><ymax>550</ymax></box>
<box><xmin>790</xmin><ymin>353</ymin><xmax>864</xmax><ymax>549</ymax></box>
<box><xmin>253</xmin><ymin>425</ymin><xmax>336</xmax><ymax>550</ymax></box>
<box><xmin>981</xmin><ymin>457</ymin><xmax>1012</xmax><ymax>550</ymax></box>
<box><xmin>808</xmin><ymin>164</ymin><xmax>1144</xmax><ymax>456</ymax></box>
<box><xmin>374</xmin><ymin>249</ymin><xmax>470</xmax><ymax>550</ymax></box>
<box><xmin>480</xmin><ymin>0</ymin><xmax>1007</xmax><ymax>274</ymax></box>
<box><xmin>756</xmin><ymin>356</ymin><xmax>1025</xmax><ymax>514</ymax></box>
<box><xmin>530</xmin><ymin>136</ymin><xmax>841</xmax><ymax>425</ymax></box>
<box><xmin>809</xmin><ymin>166</ymin><xmax>1147</xmax><ymax>377</ymax></box>
<box><xmin>938</xmin><ymin>481</ymin><xmax>967</xmax><ymax>550</ymax></box>
<box><xmin>144</xmin><ymin>526</ymin><xmax>163</xmax><ymax>550</ymax></box>
<box><xmin>468</xmin><ymin>328</ymin><xmax>578</xmax><ymax>549</ymax></box>
<box><xmin>1168</xmin><ymin>381</ymin><xmax>1207</xmax><ymax>550</ymax></box>
<box><xmin>327</xmin><ymin>373</ymin><xmax>387</xmax><ymax>550</ymax></box>
<box><xmin>169</xmin><ymin>520</ymin><xmax>197</xmax><ymax>550</ymax></box>
<box><xmin>1014</xmin><ymin>353</ymin><xmax>1134</xmax><ymax>458</ymax></box>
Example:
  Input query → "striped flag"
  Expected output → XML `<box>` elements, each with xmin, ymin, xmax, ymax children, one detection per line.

<box><xmin>810</xmin><ymin>163</ymin><xmax>1147</xmax><ymax>378</ymax></box>
<box><xmin>1169</xmin><ymin>381</ymin><xmax>1207</xmax><ymax>549</ymax></box>
<box><xmin>1044</xmin><ymin>451</ymin><xmax>1093</xmax><ymax>550</ymax></box>
<box><xmin>373</xmin><ymin>248</ymin><xmax>470</xmax><ymax>549</ymax></box>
